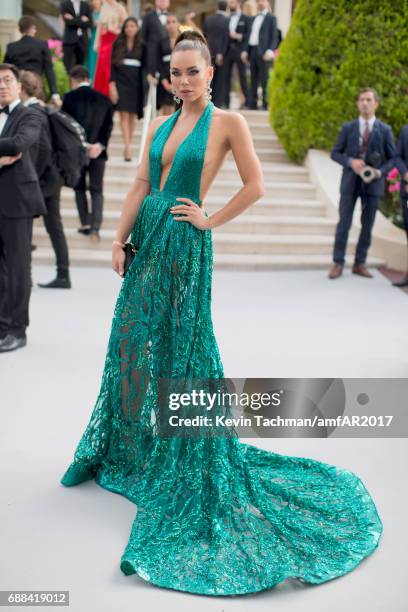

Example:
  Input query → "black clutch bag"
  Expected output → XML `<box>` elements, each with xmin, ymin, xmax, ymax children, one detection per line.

<box><xmin>122</xmin><ymin>242</ymin><xmax>138</xmax><ymax>277</ymax></box>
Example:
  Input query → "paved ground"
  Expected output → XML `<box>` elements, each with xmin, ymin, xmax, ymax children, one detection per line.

<box><xmin>1</xmin><ymin>264</ymin><xmax>407</xmax><ymax>612</ymax></box>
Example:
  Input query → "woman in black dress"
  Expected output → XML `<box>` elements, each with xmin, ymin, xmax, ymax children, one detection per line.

<box><xmin>109</xmin><ymin>17</ymin><xmax>144</xmax><ymax>161</ymax></box>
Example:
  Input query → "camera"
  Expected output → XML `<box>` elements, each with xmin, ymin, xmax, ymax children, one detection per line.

<box><xmin>359</xmin><ymin>152</ymin><xmax>382</xmax><ymax>184</ymax></box>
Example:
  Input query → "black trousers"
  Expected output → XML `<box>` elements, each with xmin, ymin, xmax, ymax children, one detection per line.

<box><xmin>211</xmin><ymin>58</ymin><xmax>226</xmax><ymax>107</ymax></box>
<box><xmin>333</xmin><ymin>179</ymin><xmax>380</xmax><ymax>265</ymax></box>
<box><xmin>63</xmin><ymin>39</ymin><xmax>87</xmax><ymax>73</ymax></box>
<box><xmin>42</xmin><ymin>184</ymin><xmax>70</xmax><ymax>276</ymax></box>
<box><xmin>248</xmin><ymin>46</ymin><xmax>273</xmax><ymax>109</ymax></box>
<box><xmin>224</xmin><ymin>46</ymin><xmax>249</xmax><ymax>108</ymax></box>
<box><xmin>74</xmin><ymin>157</ymin><xmax>105</xmax><ymax>231</ymax></box>
<box><xmin>0</xmin><ymin>214</ymin><xmax>33</xmax><ymax>338</ymax></box>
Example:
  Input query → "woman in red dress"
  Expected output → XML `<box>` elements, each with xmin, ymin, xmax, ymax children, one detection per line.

<box><xmin>93</xmin><ymin>0</ymin><xmax>127</xmax><ymax>97</ymax></box>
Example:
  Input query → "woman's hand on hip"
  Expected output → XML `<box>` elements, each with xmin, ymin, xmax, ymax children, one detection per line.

<box><xmin>170</xmin><ymin>198</ymin><xmax>211</xmax><ymax>230</ymax></box>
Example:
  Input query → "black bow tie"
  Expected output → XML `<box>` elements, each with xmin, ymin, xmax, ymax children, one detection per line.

<box><xmin>159</xmin><ymin>10</ymin><xmax>168</xmax><ymax>15</ymax></box>
<box><xmin>0</xmin><ymin>105</ymin><xmax>10</xmax><ymax>115</ymax></box>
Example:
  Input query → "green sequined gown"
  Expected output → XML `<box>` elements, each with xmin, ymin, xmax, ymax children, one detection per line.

<box><xmin>60</xmin><ymin>101</ymin><xmax>383</xmax><ymax>596</ymax></box>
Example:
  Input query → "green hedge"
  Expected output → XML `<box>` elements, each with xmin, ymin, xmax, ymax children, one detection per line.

<box><xmin>268</xmin><ymin>0</ymin><xmax>408</xmax><ymax>163</ymax></box>
<box><xmin>43</xmin><ymin>59</ymin><xmax>70</xmax><ymax>99</ymax></box>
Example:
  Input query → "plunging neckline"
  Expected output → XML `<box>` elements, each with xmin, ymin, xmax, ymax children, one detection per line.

<box><xmin>159</xmin><ymin>101</ymin><xmax>213</xmax><ymax>193</ymax></box>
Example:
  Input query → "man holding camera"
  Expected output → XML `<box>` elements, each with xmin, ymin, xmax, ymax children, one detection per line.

<box><xmin>392</xmin><ymin>124</ymin><xmax>408</xmax><ymax>287</ymax></box>
<box><xmin>328</xmin><ymin>88</ymin><xmax>396</xmax><ymax>279</ymax></box>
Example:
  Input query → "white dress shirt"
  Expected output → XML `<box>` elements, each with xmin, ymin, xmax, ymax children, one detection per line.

<box><xmin>359</xmin><ymin>115</ymin><xmax>376</xmax><ymax>142</ymax></box>
<box><xmin>347</xmin><ymin>115</ymin><xmax>378</xmax><ymax>169</ymax></box>
<box><xmin>248</xmin><ymin>9</ymin><xmax>268</xmax><ymax>46</ymax></box>
<box><xmin>0</xmin><ymin>98</ymin><xmax>21</xmax><ymax>137</ymax></box>
<box><xmin>71</xmin><ymin>0</ymin><xmax>82</xmax><ymax>37</ymax></box>
<box><xmin>229</xmin><ymin>9</ymin><xmax>241</xmax><ymax>32</ymax></box>
<box><xmin>229</xmin><ymin>10</ymin><xmax>243</xmax><ymax>41</ymax></box>
<box><xmin>23</xmin><ymin>96</ymin><xmax>40</xmax><ymax>107</ymax></box>
<box><xmin>156</xmin><ymin>8</ymin><xmax>168</xmax><ymax>26</ymax></box>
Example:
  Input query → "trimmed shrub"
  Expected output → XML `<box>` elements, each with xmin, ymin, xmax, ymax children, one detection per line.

<box><xmin>268</xmin><ymin>0</ymin><xmax>408</xmax><ymax>163</ymax></box>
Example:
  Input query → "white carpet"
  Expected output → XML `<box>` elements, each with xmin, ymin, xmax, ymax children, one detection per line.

<box><xmin>0</xmin><ymin>265</ymin><xmax>406</xmax><ymax>611</ymax></box>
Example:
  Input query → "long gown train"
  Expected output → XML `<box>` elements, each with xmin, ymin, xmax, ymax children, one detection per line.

<box><xmin>60</xmin><ymin>100</ymin><xmax>383</xmax><ymax>596</ymax></box>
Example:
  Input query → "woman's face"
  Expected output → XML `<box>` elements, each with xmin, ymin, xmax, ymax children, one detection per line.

<box><xmin>91</xmin><ymin>0</ymin><xmax>102</xmax><ymax>10</ymax></box>
<box><xmin>170</xmin><ymin>50</ymin><xmax>212</xmax><ymax>102</ymax></box>
<box><xmin>166</xmin><ymin>15</ymin><xmax>179</xmax><ymax>35</ymax></box>
<box><xmin>124</xmin><ymin>20</ymin><xmax>139</xmax><ymax>38</ymax></box>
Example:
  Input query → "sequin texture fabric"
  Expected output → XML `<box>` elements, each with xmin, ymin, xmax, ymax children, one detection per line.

<box><xmin>60</xmin><ymin>101</ymin><xmax>383</xmax><ymax>595</ymax></box>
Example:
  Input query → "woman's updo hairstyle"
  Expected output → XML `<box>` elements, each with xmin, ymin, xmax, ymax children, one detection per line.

<box><xmin>172</xmin><ymin>29</ymin><xmax>211</xmax><ymax>66</ymax></box>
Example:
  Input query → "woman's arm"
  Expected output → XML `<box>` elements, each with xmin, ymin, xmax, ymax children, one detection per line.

<box><xmin>113</xmin><ymin>116</ymin><xmax>165</xmax><ymax>244</ymax></box>
<box><xmin>206</xmin><ymin>113</ymin><xmax>265</xmax><ymax>229</ymax></box>
<box><xmin>112</xmin><ymin>115</ymin><xmax>167</xmax><ymax>275</ymax></box>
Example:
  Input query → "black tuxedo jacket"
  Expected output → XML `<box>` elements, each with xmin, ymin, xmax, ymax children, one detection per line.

<box><xmin>4</xmin><ymin>35</ymin><xmax>57</xmax><ymax>95</ymax></box>
<box><xmin>62</xmin><ymin>86</ymin><xmax>113</xmax><ymax>160</ymax></box>
<box><xmin>60</xmin><ymin>0</ymin><xmax>92</xmax><ymax>46</ymax></box>
<box><xmin>395</xmin><ymin>125</ymin><xmax>408</xmax><ymax>198</ymax></box>
<box><xmin>26</xmin><ymin>102</ymin><xmax>62</xmax><ymax>197</ymax></box>
<box><xmin>141</xmin><ymin>10</ymin><xmax>169</xmax><ymax>77</ymax></box>
<box><xmin>203</xmin><ymin>13</ymin><xmax>230</xmax><ymax>58</ymax></box>
<box><xmin>331</xmin><ymin>119</ymin><xmax>396</xmax><ymax>197</ymax></box>
<box><xmin>0</xmin><ymin>103</ymin><xmax>46</xmax><ymax>218</ymax></box>
<box><xmin>226</xmin><ymin>13</ymin><xmax>251</xmax><ymax>54</ymax></box>
<box><xmin>244</xmin><ymin>13</ymin><xmax>279</xmax><ymax>56</ymax></box>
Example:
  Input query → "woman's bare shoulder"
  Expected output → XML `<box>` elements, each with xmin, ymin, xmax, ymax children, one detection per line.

<box><xmin>211</xmin><ymin>107</ymin><xmax>249</xmax><ymax>132</ymax></box>
<box><xmin>148</xmin><ymin>114</ymin><xmax>171</xmax><ymax>138</ymax></box>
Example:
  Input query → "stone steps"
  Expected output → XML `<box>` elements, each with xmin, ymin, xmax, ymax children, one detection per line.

<box><xmin>59</xmin><ymin>191</ymin><xmax>326</xmax><ymax>216</ymax></box>
<box><xmin>32</xmin><ymin>224</ymin><xmax>355</xmax><ymax>256</ymax></box>
<box><xmin>109</xmin><ymin>125</ymin><xmax>279</xmax><ymax>143</ymax></box>
<box><xmin>104</xmin><ymin>158</ymin><xmax>308</xmax><ymax>182</ymax></box>
<box><xmin>32</xmin><ymin>246</ymin><xmax>386</xmax><ymax>271</ymax></box>
<box><xmin>54</xmin><ymin>209</ymin><xmax>335</xmax><ymax>234</ymax></box>
<box><xmin>32</xmin><ymin>104</ymin><xmax>349</xmax><ymax>270</ymax></box>
<box><xmin>107</xmin><ymin>141</ymin><xmax>290</xmax><ymax>163</ymax></box>
<box><xmin>61</xmin><ymin>179</ymin><xmax>316</xmax><ymax>208</ymax></box>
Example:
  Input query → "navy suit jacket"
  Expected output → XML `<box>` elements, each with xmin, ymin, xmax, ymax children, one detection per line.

<box><xmin>243</xmin><ymin>13</ymin><xmax>279</xmax><ymax>56</ymax></box>
<box><xmin>331</xmin><ymin>118</ymin><xmax>396</xmax><ymax>197</ymax></box>
<box><xmin>395</xmin><ymin>124</ymin><xmax>408</xmax><ymax>199</ymax></box>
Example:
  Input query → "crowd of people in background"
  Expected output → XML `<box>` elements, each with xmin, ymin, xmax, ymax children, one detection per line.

<box><xmin>1</xmin><ymin>0</ymin><xmax>408</xmax><ymax>355</ymax></box>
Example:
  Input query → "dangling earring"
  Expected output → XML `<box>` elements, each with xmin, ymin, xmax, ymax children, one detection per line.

<box><xmin>205</xmin><ymin>81</ymin><xmax>212</xmax><ymax>101</ymax></box>
<box><xmin>171</xmin><ymin>87</ymin><xmax>181</xmax><ymax>104</ymax></box>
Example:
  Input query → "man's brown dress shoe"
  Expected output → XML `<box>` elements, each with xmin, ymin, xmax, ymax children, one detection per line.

<box><xmin>328</xmin><ymin>263</ymin><xmax>343</xmax><ymax>279</ymax></box>
<box><xmin>352</xmin><ymin>263</ymin><xmax>373</xmax><ymax>278</ymax></box>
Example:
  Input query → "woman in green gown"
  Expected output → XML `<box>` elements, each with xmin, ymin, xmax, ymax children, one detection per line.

<box><xmin>85</xmin><ymin>0</ymin><xmax>102</xmax><ymax>83</ymax></box>
<box><xmin>60</xmin><ymin>30</ymin><xmax>383</xmax><ymax>596</ymax></box>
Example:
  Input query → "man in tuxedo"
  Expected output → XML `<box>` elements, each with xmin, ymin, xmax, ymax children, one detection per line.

<box><xmin>392</xmin><ymin>124</ymin><xmax>408</xmax><ymax>287</ymax></box>
<box><xmin>241</xmin><ymin>0</ymin><xmax>278</xmax><ymax>110</ymax></box>
<box><xmin>4</xmin><ymin>15</ymin><xmax>61</xmax><ymax>108</ymax></box>
<box><xmin>224</xmin><ymin>0</ymin><xmax>250</xmax><ymax>109</ymax></box>
<box><xmin>328</xmin><ymin>88</ymin><xmax>396</xmax><ymax>280</ymax></box>
<box><xmin>20</xmin><ymin>70</ymin><xmax>71</xmax><ymax>290</ymax></box>
<box><xmin>203</xmin><ymin>1</ymin><xmax>230</xmax><ymax>107</ymax></box>
<box><xmin>141</xmin><ymin>0</ymin><xmax>171</xmax><ymax>109</ymax></box>
<box><xmin>62</xmin><ymin>65</ymin><xmax>113</xmax><ymax>242</ymax></box>
<box><xmin>0</xmin><ymin>63</ymin><xmax>46</xmax><ymax>353</ymax></box>
<box><xmin>60</xmin><ymin>0</ymin><xmax>92</xmax><ymax>73</ymax></box>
